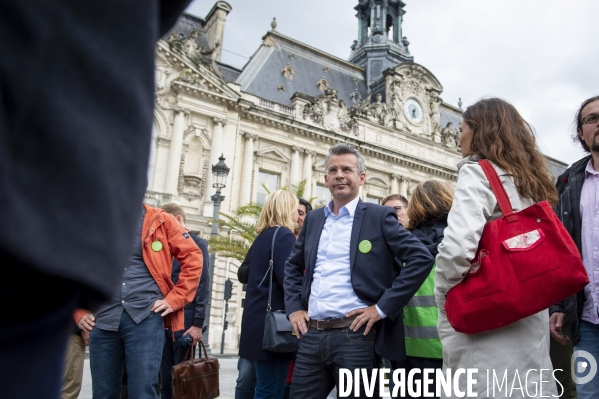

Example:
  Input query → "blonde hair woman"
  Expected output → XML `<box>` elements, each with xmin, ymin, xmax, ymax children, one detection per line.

<box><xmin>236</xmin><ymin>190</ymin><xmax>299</xmax><ymax>399</ymax></box>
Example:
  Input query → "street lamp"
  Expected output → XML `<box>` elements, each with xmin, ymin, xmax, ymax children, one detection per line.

<box><xmin>204</xmin><ymin>154</ymin><xmax>229</xmax><ymax>354</ymax></box>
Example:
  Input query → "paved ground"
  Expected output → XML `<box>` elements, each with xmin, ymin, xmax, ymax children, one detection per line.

<box><xmin>79</xmin><ymin>350</ymin><xmax>238</xmax><ymax>399</ymax></box>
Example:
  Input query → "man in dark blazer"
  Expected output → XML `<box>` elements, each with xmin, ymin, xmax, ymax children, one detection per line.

<box><xmin>0</xmin><ymin>1</ymin><xmax>192</xmax><ymax>398</ymax></box>
<box><xmin>285</xmin><ymin>143</ymin><xmax>433</xmax><ymax>398</ymax></box>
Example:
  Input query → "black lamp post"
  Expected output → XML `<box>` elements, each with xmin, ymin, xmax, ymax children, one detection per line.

<box><xmin>203</xmin><ymin>154</ymin><xmax>229</xmax><ymax>354</ymax></box>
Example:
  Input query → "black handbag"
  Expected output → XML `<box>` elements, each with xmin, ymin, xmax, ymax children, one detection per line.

<box><xmin>261</xmin><ymin>227</ymin><xmax>299</xmax><ymax>353</ymax></box>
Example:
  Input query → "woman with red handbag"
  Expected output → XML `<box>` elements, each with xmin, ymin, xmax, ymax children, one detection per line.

<box><xmin>434</xmin><ymin>98</ymin><xmax>560</xmax><ymax>398</ymax></box>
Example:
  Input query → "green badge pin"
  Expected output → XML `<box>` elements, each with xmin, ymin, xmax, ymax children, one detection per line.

<box><xmin>151</xmin><ymin>240</ymin><xmax>163</xmax><ymax>252</ymax></box>
<box><xmin>358</xmin><ymin>240</ymin><xmax>372</xmax><ymax>254</ymax></box>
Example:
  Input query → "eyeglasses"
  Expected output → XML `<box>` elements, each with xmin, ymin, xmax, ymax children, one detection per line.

<box><xmin>326</xmin><ymin>165</ymin><xmax>358</xmax><ymax>176</ymax></box>
<box><xmin>582</xmin><ymin>114</ymin><xmax>599</xmax><ymax>125</ymax></box>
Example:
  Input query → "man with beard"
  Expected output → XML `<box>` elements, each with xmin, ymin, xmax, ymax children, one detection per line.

<box><xmin>550</xmin><ymin>96</ymin><xmax>599</xmax><ymax>399</ymax></box>
<box><xmin>285</xmin><ymin>143</ymin><xmax>432</xmax><ymax>398</ymax></box>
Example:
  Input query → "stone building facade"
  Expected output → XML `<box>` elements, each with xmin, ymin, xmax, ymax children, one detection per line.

<box><xmin>149</xmin><ymin>1</ymin><xmax>565</xmax><ymax>350</ymax></box>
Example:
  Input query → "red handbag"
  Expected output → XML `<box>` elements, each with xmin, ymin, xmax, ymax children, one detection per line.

<box><xmin>445</xmin><ymin>160</ymin><xmax>589</xmax><ymax>334</ymax></box>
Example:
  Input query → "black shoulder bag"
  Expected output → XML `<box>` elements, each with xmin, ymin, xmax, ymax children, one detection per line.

<box><xmin>261</xmin><ymin>227</ymin><xmax>299</xmax><ymax>353</ymax></box>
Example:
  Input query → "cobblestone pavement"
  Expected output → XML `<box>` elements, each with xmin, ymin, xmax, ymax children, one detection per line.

<box><xmin>79</xmin><ymin>352</ymin><xmax>238</xmax><ymax>399</ymax></box>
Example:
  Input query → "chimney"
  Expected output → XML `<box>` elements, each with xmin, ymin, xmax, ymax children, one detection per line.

<box><xmin>203</xmin><ymin>1</ymin><xmax>232</xmax><ymax>62</ymax></box>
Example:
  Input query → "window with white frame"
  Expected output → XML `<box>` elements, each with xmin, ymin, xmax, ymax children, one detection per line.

<box><xmin>257</xmin><ymin>171</ymin><xmax>280</xmax><ymax>205</ymax></box>
<box><xmin>365</xmin><ymin>195</ymin><xmax>381</xmax><ymax>204</ymax></box>
<box><xmin>314</xmin><ymin>184</ymin><xmax>330</xmax><ymax>208</ymax></box>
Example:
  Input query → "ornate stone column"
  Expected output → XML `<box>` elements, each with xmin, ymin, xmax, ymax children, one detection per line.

<box><xmin>398</xmin><ymin>176</ymin><xmax>408</xmax><ymax>198</ymax></box>
<box><xmin>290</xmin><ymin>146</ymin><xmax>302</xmax><ymax>187</ymax></box>
<box><xmin>164</xmin><ymin>107</ymin><xmax>189</xmax><ymax>195</ymax></box>
<box><xmin>239</xmin><ymin>132</ymin><xmax>257</xmax><ymax>206</ymax></box>
<box><xmin>302</xmin><ymin>150</ymin><xmax>314</xmax><ymax>199</ymax></box>
<box><xmin>204</xmin><ymin>117</ymin><xmax>227</xmax><ymax>204</ymax></box>
<box><xmin>390</xmin><ymin>174</ymin><xmax>400</xmax><ymax>195</ymax></box>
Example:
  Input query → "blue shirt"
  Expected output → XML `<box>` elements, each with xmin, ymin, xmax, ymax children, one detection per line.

<box><xmin>308</xmin><ymin>195</ymin><xmax>386</xmax><ymax>320</ymax></box>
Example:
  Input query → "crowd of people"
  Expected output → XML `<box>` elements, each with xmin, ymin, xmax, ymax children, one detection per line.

<box><xmin>51</xmin><ymin>96</ymin><xmax>599</xmax><ymax>399</ymax></box>
<box><xmin>0</xmin><ymin>4</ymin><xmax>596</xmax><ymax>397</ymax></box>
<box><xmin>233</xmin><ymin>96</ymin><xmax>599</xmax><ymax>399</ymax></box>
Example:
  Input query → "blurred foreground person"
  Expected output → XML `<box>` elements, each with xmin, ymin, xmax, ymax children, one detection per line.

<box><xmin>550</xmin><ymin>95</ymin><xmax>599</xmax><ymax>399</ymax></box>
<box><xmin>0</xmin><ymin>1</ymin><xmax>192</xmax><ymax>398</ymax></box>
<box><xmin>435</xmin><ymin>98</ymin><xmax>558</xmax><ymax>398</ymax></box>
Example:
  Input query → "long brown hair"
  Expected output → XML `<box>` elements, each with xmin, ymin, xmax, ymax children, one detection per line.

<box><xmin>407</xmin><ymin>180</ymin><xmax>454</xmax><ymax>230</ymax></box>
<box><xmin>462</xmin><ymin>98</ymin><xmax>558</xmax><ymax>206</ymax></box>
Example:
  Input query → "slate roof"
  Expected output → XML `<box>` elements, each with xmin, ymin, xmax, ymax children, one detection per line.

<box><xmin>236</xmin><ymin>31</ymin><xmax>369</xmax><ymax>107</ymax></box>
<box><xmin>440</xmin><ymin>106</ymin><xmax>462</xmax><ymax>129</ymax></box>
<box><xmin>218</xmin><ymin>62</ymin><xmax>242</xmax><ymax>83</ymax></box>
<box><xmin>163</xmin><ymin>13</ymin><xmax>209</xmax><ymax>48</ymax></box>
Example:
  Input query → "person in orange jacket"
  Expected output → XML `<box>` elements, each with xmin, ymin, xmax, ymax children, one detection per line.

<box><xmin>75</xmin><ymin>203</ymin><xmax>203</xmax><ymax>399</ymax></box>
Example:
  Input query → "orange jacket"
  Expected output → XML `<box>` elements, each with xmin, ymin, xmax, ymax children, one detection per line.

<box><xmin>74</xmin><ymin>204</ymin><xmax>203</xmax><ymax>332</ymax></box>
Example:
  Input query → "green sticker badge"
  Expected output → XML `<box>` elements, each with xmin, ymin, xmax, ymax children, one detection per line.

<box><xmin>151</xmin><ymin>240</ymin><xmax>163</xmax><ymax>252</ymax></box>
<box><xmin>358</xmin><ymin>240</ymin><xmax>372</xmax><ymax>254</ymax></box>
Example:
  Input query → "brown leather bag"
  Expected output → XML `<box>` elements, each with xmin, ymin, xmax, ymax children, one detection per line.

<box><xmin>171</xmin><ymin>340</ymin><xmax>220</xmax><ymax>399</ymax></box>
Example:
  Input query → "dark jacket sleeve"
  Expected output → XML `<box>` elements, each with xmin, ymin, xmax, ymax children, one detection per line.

<box><xmin>191</xmin><ymin>234</ymin><xmax>210</xmax><ymax>328</ymax></box>
<box><xmin>377</xmin><ymin>208</ymin><xmax>434</xmax><ymax>320</ymax></box>
<box><xmin>284</xmin><ymin>213</ymin><xmax>310</xmax><ymax>316</ymax></box>
<box><xmin>273</xmin><ymin>229</ymin><xmax>296</xmax><ymax>293</ymax></box>
<box><xmin>237</xmin><ymin>246</ymin><xmax>253</xmax><ymax>284</ymax></box>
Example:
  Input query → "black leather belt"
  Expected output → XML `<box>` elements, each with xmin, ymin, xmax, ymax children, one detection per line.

<box><xmin>309</xmin><ymin>316</ymin><xmax>357</xmax><ymax>330</ymax></box>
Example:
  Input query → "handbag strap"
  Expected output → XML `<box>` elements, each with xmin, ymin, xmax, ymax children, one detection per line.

<box><xmin>265</xmin><ymin>226</ymin><xmax>282</xmax><ymax>312</ymax></box>
<box><xmin>478</xmin><ymin>159</ymin><xmax>518</xmax><ymax>223</ymax></box>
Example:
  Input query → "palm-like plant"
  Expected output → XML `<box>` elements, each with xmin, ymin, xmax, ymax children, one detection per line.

<box><xmin>207</xmin><ymin>179</ymin><xmax>316</xmax><ymax>261</ymax></box>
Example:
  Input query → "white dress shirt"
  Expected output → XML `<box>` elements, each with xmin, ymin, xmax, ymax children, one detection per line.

<box><xmin>308</xmin><ymin>195</ymin><xmax>386</xmax><ymax>320</ymax></box>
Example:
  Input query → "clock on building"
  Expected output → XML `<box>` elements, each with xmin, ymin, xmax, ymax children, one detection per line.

<box><xmin>404</xmin><ymin>99</ymin><xmax>424</xmax><ymax>124</ymax></box>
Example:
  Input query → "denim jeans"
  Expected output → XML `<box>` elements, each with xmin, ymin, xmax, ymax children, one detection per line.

<box><xmin>90</xmin><ymin>311</ymin><xmax>164</xmax><ymax>399</ymax></box>
<box><xmin>160</xmin><ymin>307</ymin><xmax>195</xmax><ymax>399</ymax></box>
<box><xmin>574</xmin><ymin>321</ymin><xmax>599</xmax><ymax>399</ymax></box>
<box><xmin>254</xmin><ymin>359</ymin><xmax>290</xmax><ymax>399</ymax></box>
<box><xmin>235</xmin><ymin>357</ymin><xmax>257</xmax><ymax>399</ymax></box>
<box><xmin>290</xmin><ymin>326</ymin><xmax>375</xmax><ymax>399</ymax></box>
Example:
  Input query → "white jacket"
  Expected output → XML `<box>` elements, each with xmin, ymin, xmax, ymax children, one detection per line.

<box><xmin>434</xmin><ymin>158</ymin><xmax>558</xmax><ymax>399</ymax></box>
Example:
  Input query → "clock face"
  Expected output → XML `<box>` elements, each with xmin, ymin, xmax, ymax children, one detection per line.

<box><xmin>404</xmin><ymin>99</ymin><xmax>424</xmax><ymax>124</ymax></box>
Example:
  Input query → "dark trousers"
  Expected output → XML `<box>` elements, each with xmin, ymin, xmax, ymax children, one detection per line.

<box><xmin>550</xmin><ymin>323</ymin><xmax>577</xmax><ymax>399</ymax></box>
<box><xmin>90</xmin><ymin>311</ymin><xmax>165</xmax><ymax>399</ymax></box>
<box><xmin>290</xmin><ymin>326</ymin><xmax>375</xmax><ymax>399</ymax></box>
<box><xmin>0</xmin><ymin>265</ymin><xmax>78</xmax><ymax>399</ymax></box>
<box><xmin>160</xmin><ymin>306</ymin><xmax>195</xmax><ymax>399</ymax></box>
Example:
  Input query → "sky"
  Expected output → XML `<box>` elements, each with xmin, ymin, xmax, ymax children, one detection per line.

<box><xmin>186</xmin><ymin>0</ymin><xmax>599</xmax><ymax>166</ymax></box>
